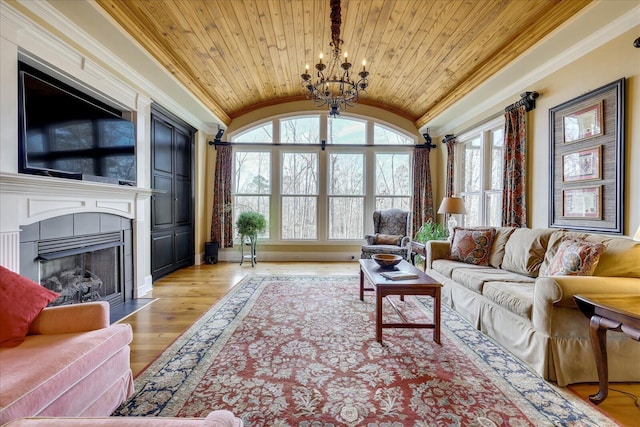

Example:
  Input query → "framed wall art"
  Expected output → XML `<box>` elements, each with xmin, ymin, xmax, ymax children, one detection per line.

<box><xmin>562</xmin><ymin>186</ymin><xmax>601</xmax><ymax>219</ymax></box>
<box><xmin>562</xmin><ymin>101</ymin><xmax>603</xmax><ymax>143</ymax></box>
<box><xmin>549</xmin><ymin>78</ymin><xmax>625</xmax><ymax>234</ymax></box>
<box><xmin>562</xmin><ymin>146</ymin><xmax>601</xmax><ymax>182</ymax></box>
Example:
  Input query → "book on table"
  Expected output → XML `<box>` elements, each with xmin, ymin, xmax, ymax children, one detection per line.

<box><xmin>380</xmin><ymin>271</ymin><xmax>419</xmax><ymax>280</ymax></box>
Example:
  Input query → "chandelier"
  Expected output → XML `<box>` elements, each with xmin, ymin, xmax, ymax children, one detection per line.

<box><xmin>300</xmin><ymin>0</ymin><xmax>369</xmax><ymax>117</ymax></box>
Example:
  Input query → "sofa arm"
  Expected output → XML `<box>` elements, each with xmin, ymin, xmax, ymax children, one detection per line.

<box><xmin>28</xmin><ymin>301</ymin><xmax>110</xmax><ymax>335</ymax></box>
<box><xmin>532</xmin><ymin>276</ymin><xmax>640</xmax><ymax>333</ymax></box>
<box><xmin>363</xmin><ymin>234</ymin><xmax>376</xmax><ymax>245</ymax></box>
<box><xmin>426</xmin><ymin>240</ymin><xmax>450</xmax><ymax>270</ymax></box>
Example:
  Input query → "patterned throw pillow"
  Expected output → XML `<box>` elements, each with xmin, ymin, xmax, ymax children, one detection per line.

<box><xmin>546</xmin><ymin>238</ymin><xmax>605</xmax><ymax>276</ymax></box>
<box><xmin>449</xmin><ymin>227</ymin><xmax>497</xmax><ymax>266</ymax></box>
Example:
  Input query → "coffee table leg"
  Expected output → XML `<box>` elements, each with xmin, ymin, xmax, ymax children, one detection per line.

<box><xmin>376</xmin><ymin>288</ymin><xmax>383</xmax><ymax>343</ymax></box>
<box><xmin>434</xmin><ymin>288</ymin><xmax>441</xmax><ymax>345</ymax></box>
<box><xmin>359</xmin><ymin>268</ymin><xmax>364</xmax><ymax>301</ymax></box>
<box><xmin>588</xmin><ymin>315</ymin><xmax>609</xmax><ymax>404</ymax></box>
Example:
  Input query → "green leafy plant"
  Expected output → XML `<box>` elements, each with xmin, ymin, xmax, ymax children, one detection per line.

<box><xmin>236</xmin><ymin>211</ymin><xmax>267</xmax><ymax>239</ymax></box>
<box><xmin>414</xmin><ymin>218</ymin><xmax>448</xmax><ymax>243</ymax></box>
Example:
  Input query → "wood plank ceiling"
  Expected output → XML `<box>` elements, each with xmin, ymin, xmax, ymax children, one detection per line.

<box><xmin>95</xmin><ymin>0</ymin><xmax>592</xmax><ymax>128</ymax></box>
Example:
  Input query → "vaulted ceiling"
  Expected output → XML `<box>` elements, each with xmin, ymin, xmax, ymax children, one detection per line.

<box><xmin>95</xmin><ymin>0</ymin><xmax>592</xmax><ymax>128</ymax></box>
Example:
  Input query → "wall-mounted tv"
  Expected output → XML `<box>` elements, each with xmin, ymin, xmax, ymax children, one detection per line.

<box><xmin>18</xmin><ymin>62</ymin><xmax>136</xmax><ymax>185</ymax></box>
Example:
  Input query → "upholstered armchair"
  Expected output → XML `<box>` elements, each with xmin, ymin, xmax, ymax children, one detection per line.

<box><xmin>360</xmin><ymin>209</ymin><xmax>411</xmax><ymax>260</ymax></box>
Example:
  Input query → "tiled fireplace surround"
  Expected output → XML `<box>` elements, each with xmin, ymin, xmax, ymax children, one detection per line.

<box><xmin>0</xmin><ymin>173</ymin><xmax>154</xmax><ymax>300</ymax></box>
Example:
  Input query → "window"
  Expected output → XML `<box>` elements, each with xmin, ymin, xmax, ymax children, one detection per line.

<box><xmin>281</xmin><ymin>151</ymin><xmax>318</xmax><ymax>239</ymax></box>
<box><xmin>457</xmin><ymin>118</ymin><xmax>504</xmax><ymax>226</ymax></box>
<box><xmin>375</xmin><ymin>153</ymin><xmax>411</xmax><ymax>210</ymax></box>
<box><xmin>328</xmin><ymin>153</ymin><xmax>364</xmax><ymax>239</ymax></box>
<box><xmin>281</xmin><ymin>116</ymin><xmax>319</xmax><ymax>144</ymax></box>
<box><xmin>328</xmin><ymin>117</ymin><xmax>366</xmax><ymax>144</ymax></box>
<box><xmin>233</xmin><ymin>151</ymin><xmax>271</xmax><ymax>238</ymax></box>
<box><xmin>230</xmin><ymin>114</ymin><xmax>415</xmax><ymax>243</ymax></box>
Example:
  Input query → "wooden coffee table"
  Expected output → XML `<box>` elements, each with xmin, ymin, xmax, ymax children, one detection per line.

<box><xmin>359</xmin><ymin>259</ymin><xmax>442</xmax><ymax>344</ymax></box>
<box><xmin>574</xmin><ymin>294</ymin><xmax>640</xmax><ymax>404</ymax></box>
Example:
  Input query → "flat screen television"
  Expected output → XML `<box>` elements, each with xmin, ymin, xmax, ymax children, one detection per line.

<box><xmin>18</xmin><ymin>62</ymin><xmax>136</xmax><ymax>185</ymax></box>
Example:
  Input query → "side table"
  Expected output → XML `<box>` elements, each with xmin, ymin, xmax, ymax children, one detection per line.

<box><xmin>574</xmin><ymin>294</ymin><xmax>640</xmax><ymax>404</ymax></box>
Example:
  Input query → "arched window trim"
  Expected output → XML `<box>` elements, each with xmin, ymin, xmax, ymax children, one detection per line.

<box><xmin>229</xmin><ymin>111</ymin><xmax>417</xmax><ymax>145</ymax></box>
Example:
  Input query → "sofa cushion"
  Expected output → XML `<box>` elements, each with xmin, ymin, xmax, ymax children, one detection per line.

<box><xmin>482</xmin><ymin>281</ymin><xmax>534</xmax><ymax>319</ymax></box>
<box><xmin>501</xmin><ymin>228</ymin><xmax>555</xmax><ymax>277</ymax></box>
<box><xmin>449</xmin><ymin>227</ymin><xmax>497</xmax><ymax>266</ymax></box>
<box><xmin>489</xmin><ymin>227</ymin><xmax>516</xmax><ymax>268</ymax></box>
<box><xmin>451</xmin><ymin>266</ymin><xmax>533</xmax><ymax>293</ymax></box>
<box><xmin>0</xmin><ymin>267</ymin><xmax>60</xmax><ymax>348</ymax></box>
<box><xmin>431</xmin><ymin>259</ymin><xmax>477</xmax><ymax>279</ymax></box>
<box><xmin>546</xmin><ymin>239</ymin><xmax>605</xmax><ymax>276</ymax></box>
<box><xmin>0</xmin><ymin>324</ymin><xmax>133</xmax><ymax>422</ymax></box>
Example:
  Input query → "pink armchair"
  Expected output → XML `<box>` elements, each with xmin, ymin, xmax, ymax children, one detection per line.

<box><xmin>0</xmin><ymin>302</ymin><xmax>134</xmax><ymax>424</ymax></box>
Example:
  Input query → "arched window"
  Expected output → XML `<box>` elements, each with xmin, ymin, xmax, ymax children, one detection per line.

<box><xmin>230</xmin><ymin>114</ymin><xmax>415</xmax><ymax>243</ymax></box>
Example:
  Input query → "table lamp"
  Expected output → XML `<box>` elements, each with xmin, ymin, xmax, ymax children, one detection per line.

<box><xmin>437</xmin><ymin>196</ymin><xmax>466</xmax><ymax>239</ymax></box>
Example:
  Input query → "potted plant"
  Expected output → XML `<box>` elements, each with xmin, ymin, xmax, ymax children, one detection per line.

<box><xmin>236</xmin><ymin>211</ymin><xmax>266</xmax><ymax>266</ymax></box>
<box><xmin>411</xmin><ymin>219</ymin><xmax>449</xmax><ymax>266</ymax></box>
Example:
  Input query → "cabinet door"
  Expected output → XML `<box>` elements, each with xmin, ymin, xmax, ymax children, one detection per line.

<box><xmin>150</xmin><ymin>105</ymin><xmax>195</xmax><ymax>281</ymax></box>
<box><xmin>151</xmin><ymin>117</ymin><xmax>174</xmax><ymax>229</ymax></box>
<box><xmin>174</xmin><ymin>128</ymin><xmax>192</xmax><ymax>227</ymax></box>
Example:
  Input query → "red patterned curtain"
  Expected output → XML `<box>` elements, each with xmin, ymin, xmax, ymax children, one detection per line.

<box><xmin>502</xmin><ymin>105</ymin><xmax>527</xmax><ymax>227</ymax></box>
<box><xmin>412</xmin><ymin>147</ymin><xmax>435</xmax><ymax>237</ymax></box>
<box><xmin>445</xmin><ymin>137</ymin><xmax>457</xmax><ymax>197</ymax></box>
<box><xmin>211</xmin><ymin>145</ymin><xmax>234</xmax><ymax>248</ymax></box>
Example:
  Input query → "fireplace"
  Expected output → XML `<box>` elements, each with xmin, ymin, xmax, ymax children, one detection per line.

<box><xmin>19</xmin><ymin>212</ymin><xmax>134</xmax><ymax>308</ymax></box>
<box><xmin>38</xmin><ymin>232</ymin><xmax>124</xmax><ymax>306</ymax></box>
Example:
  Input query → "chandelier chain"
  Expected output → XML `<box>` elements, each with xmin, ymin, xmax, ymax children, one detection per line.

<box><xmin>300</xmin><ymin>0</ymin><xmax>369</xmax><ymax>117</ymax></box>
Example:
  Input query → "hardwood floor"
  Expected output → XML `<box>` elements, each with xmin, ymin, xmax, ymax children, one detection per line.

<box><xmin>118</xmin><ymin>261</ymin><xmax>639</xmax><ymax>426</ymax></box>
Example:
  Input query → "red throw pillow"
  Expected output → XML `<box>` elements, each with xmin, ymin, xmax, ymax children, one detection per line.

<box><xmin>449</xmin><ymin>227</ymin><xmax>497</xmax><ymax>266</ymax></box>
<box><xmin>0</xmin><ymin>266</ymin><xmax>60</xmax><ymax>348</ymax></box>
<box><xmin>546</xmin><ymin>239</ymin><xmax>605</xmax><ymax>276</ymax></box>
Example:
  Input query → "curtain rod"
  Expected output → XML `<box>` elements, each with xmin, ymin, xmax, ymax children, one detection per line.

<box><xmin>209</xmin><ymin>140</ymin><xmax>421</xmax><ymax>151</ymax></box>
<box><xmin>505</xmin><ymin>91</ymin><xmax>539</xmax><ymax>112</ymax></box>
<box><xmin>438</xmin><ymin>91</ymin><xmax>540</xmax><ymax>142</ymax></box>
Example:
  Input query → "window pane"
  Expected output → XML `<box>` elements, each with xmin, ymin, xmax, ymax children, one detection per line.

<box><xmin>328</xmin><ymin>117</ymin><xmax>365</xmax><ymax>144</ymax></box>
<box><xmin>281</xmin><ymin>116</ymin><xmax>319</xmax><ymax>144</ymax></box>
<box><xmin>329</xmin><ymin>197</ymin><xmax>363</xmax><ymax>239</ymax></box>
<box><xmin>376</xmin><ymin>197</ymin><xmax>410</xmax><ymax>211</ymax></box>
<box><xmin>234</xmin><ymin>152</ymin><xmax>271</xmax><ymax>194</ymax></box>
<box><xmin>233</xmin><ymin>123</ymin><xmax>273</xmax><ymax>143</ymax></box>
<box><xmin>461</xmin><ymin>194</ymin><xmax>480</xmax><ymax>226</ymax></box>
<box><xmin>328</xmin><ymin>153</ymin><xmax>364</xmax><ymax>195</ymax></box>
<box><xmin>233</xmin><ymin>196</ymin><xmax>270</xmax><ymax>239</ymax></box>
<box><xmin>490</xmin><ymin>128</ymin><xmax>504</xmax><ymax>190</ymax></box>
<box><xmin>375</xmin><ymin>153</ymin><xmax>411</xmax><ymax>195</ymax></box>
<box><xmin>485</xmin><ymin>192</ymin><xmax>502</xmax><ymax>227</ymax></box>
<box><xmin>374</xmin><ymin>124</ymin><xmax>413</xmax><ymax>145</ymax></box>
<box><xmin>462</xmin><ymin>138</ymin><xmax>481</xmax><ymax>192</ymax></box>
<box><xmin>281</xmin><ymin>152</ymin><xmax>318</xmax><ymax>195</ymax></box>
<box><xmin>282</xmin><ymin>196</ymin><xmax>317</xmax><ymax>239</ymax></box>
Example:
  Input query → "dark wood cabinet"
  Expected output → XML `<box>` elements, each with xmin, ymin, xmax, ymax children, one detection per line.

<box><xmin>150</xmin><ymin>104</ymin><xmax>196</xmax><ymax>280</ymax></box>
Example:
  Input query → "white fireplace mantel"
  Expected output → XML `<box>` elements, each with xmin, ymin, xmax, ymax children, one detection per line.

<box><xmin>0</xmin><ymin>172</ymin><xmax>155</xmax><ymax>297</ymax></box>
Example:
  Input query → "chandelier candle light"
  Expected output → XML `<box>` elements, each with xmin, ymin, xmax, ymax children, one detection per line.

<box><xmin>301</xmin><ymin>0</ymin><xmax>369</xmax><ymax>117</ymax></box>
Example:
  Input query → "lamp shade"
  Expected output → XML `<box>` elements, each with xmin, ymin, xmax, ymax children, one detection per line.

<box><xmin>437</xmin><ymin>197</ymin><xmax>466</xmax><ymax>215</ymax></box>
<box><xmin>634</xmin><ymin>225</ymin><xmax>640</xmax><ymax>241</ymax></box>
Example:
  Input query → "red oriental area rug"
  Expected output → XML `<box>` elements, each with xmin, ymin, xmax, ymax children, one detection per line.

<box><xmin>115</xmin><ymin>275</ymin><xmax>616</xmax><ymax>426</ymax></box>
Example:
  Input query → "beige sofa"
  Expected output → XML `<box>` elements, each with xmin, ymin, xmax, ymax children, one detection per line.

<box><xmin>426</xmin><ymin>227</ymin><xmax>640</xmax><ymax>386</ymax></box>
